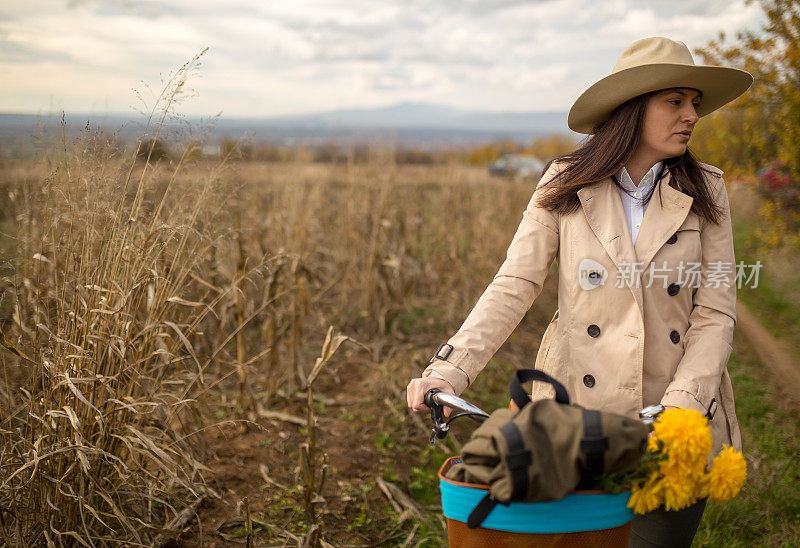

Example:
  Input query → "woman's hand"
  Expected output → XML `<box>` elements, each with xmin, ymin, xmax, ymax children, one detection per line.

<box><xmin>406</xmin><ymin>376</ymin><xmax>457</xmax><ymax>417</ymax></box>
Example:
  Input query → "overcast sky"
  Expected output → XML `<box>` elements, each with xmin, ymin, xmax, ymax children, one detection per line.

<box><xmin>1</xmin><ymin>0</ymin><xmax>765</xmax><ymax>118</ymax></box>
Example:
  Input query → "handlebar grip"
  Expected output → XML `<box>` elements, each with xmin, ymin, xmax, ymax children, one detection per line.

<box><xmin>424</xmin><ymin>388</ymin><xmax>442</xmax><ymax>409</ymax></box>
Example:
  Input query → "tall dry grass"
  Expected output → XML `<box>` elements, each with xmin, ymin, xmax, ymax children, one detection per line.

<box><xmin>0</xmin><ymin>51</ymin><xmax>271</xmax><ymax>546</ymax></box>
<box><xmin>0</xmin><ymin>53</ymin><xmax>547</xmax><ymax>545</ymax></box>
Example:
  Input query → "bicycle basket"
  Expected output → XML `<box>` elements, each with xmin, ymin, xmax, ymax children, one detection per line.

<box><xmin>438</xmin><ymin>456</ymin><xmax>634</xmax><ymax>547</ymax></box>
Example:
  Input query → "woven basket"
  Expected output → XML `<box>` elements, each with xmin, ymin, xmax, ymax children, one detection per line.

<box><xmin>438</xmin><ymin>457</ymin><xmax>633</xmax><ymax>547</ymax></box>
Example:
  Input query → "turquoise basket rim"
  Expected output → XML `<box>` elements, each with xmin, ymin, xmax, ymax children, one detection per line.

<box><xmin>440</xmin><ymin>475</ymin><xmax>634</xmax><ymax>533</ymax></box>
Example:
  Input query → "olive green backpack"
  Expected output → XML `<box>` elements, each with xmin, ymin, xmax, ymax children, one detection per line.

<box><xmin>445</xmin><ymin>369</ymin><xmax>649</xmax><ymax>529</ymax></box>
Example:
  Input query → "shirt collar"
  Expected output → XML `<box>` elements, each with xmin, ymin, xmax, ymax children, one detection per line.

<box><xmin>615</xmin><ymin>161</ymin><xmax>663</xmax><ymax>195</ymax></box>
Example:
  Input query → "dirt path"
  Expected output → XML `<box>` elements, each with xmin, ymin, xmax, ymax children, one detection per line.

<box><xmin>735</xmin><ymin>299</ymin><xmax>800</xmax><ymax>410</ymax></box>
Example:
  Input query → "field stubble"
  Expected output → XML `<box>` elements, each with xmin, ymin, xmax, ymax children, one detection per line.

<box><xmin>0</xmin><ymin>109</ymin><xmax>544</xmax><ymax>546</ymax></box>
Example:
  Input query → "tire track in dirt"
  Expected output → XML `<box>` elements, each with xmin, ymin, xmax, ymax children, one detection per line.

<box><xmin>735</xmin><ymin>300</ymin><xmax>800</xmax><ymax>411</ymax></box>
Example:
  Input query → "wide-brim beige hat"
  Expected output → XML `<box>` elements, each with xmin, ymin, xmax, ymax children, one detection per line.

<box><xmin>568</xmin><ymin>36</ymin><xmax>754</xmax><ymax>134</ymax></box>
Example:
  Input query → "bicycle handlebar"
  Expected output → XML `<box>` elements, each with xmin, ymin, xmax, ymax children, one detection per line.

<box><xmin>422</xmin><ymin>388</ymin><xmax>665</xmax><ymax>445</ymax></box>
<box><xmin>425</xmin><ymin>389</ymin><xmax>490</xmax><ymax>418</ymax></box>
<box><xmin>424</xmin><ymin>388</ymin><xmax>490</xmax><ymax>444</ymax></box>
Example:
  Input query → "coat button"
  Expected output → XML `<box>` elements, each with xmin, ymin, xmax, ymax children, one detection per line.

<box><xmin>667</xmin><ymin>233</ymin><xmax>678</xmax><ymax>244</ymax></box>
<box><xmin>583</xmin><ymin>374</ymin><xmax>596</xmax><ymax>388</ymax></box>
<box><xmin>667</xmin><ymin>283</ymin><xmax>680</xmax><ymax>296</ymax></box>
<box><xmin>670</xmin><ymin>330</ymin><xmax>681</xmax><ymax>344</ymax></box>
<box><xmin>587</xmin><ymin>324</ymin><xmax>601</xmax><ymax>338</ymax></box>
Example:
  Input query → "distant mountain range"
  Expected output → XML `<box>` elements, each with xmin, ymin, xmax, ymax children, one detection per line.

<box><xmin>261</xmin><ymin>101</ymin><xmax>569</xmax><ymax>132</ymax></box>
<box><xmin>0</xmin><ymin>102</ymin><xmax>575</xmax><ymax>156</ymax></box>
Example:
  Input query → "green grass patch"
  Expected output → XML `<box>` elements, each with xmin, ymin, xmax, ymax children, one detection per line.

<box><xmin>738</xmin><ymin>279</ymin><xmax>800</xmax><ymax>349</ymax></box>
<box><xmin>396</xmin><ymin>303</ymin><xmax>443</xmax><ymax>336</ymax></box>
<box><xmin>732</xmin><ymin>215</ymin><xmax>800</xmax><ymax>352</ymax></box>
<box><xmin>694</xmin><ymin>336</ymin><xmax>800</xmax><ymax>545</ymax></box>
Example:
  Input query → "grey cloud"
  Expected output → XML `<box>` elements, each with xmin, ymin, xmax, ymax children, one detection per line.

<box><xmin>190</xmin><ymin>6</ymin><xmax>499</xmax><ymax>68</ymax></box>
<box><xmin>0</xmin><ymin>36</ymin><xmax>78</xmax><ymax>65</ymax></box>
<box><xmin>2</xmin><ymin>0</ymin><xmax>766</xmax><ymax>116</ymax></box>
<box><xmin>314</xmin><ymin>47</ymin><xmax>391</xmax><ymax>62</ymax></box>
<box><xmin>65</xmin><ymin>0</ymin><xmax>166</xmax><ymax>19</ymax></box>
<box><xmin>422</xmin><ymin>0</ymin><xmax>550</xmax><ymax>16</ymax></box>
<box><xmin>280</xmin><ymin>16</ymin><xmax>408</xmax><ymax>38</ymax></box>
<box><xmin>649</xmin><ymin>0</ymin><xmax>740</xmax><ymax>18</ymax></box>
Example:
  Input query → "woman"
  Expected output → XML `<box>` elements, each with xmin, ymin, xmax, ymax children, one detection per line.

<box><xmin>406</xmin><ymin>37</ymin><xmax>753</xmax><ymax>547</ymax></box>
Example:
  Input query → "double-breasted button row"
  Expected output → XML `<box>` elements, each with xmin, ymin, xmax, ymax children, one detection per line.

<box><xmin>583</xmin><ymin>322</ymin><xmax>680</xmax><ymax>384</ymax></box>
<box><xmin>587</xmin><ymin>321</ymin><xmax>680</xmax><ymax>344</ymax></box>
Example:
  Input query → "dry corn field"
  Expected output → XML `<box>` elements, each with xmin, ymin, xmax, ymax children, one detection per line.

<box><xmin>0</xmin><ymin>106</ymin><xmax>557</xmax><ymax>546</ymax></box>
<box><xmin>3</xmin><ymin>120</ymin><xmax>800</xmax><ymax>548</ymax></box>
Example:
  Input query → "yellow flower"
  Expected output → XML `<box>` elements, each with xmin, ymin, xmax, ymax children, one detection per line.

<box><xmin>660</xmin><ymin>470</ymin><xmax>695</xmax><ymax>511</ymax></box>
<box><xmin>629</xmin><ymin>409</ymin><xmax>745</xmax><ymax>513</ymax></box>
<box><xmin>630</xmin><ymin>408</ymin><xmax>716</xmax><ymax>513</ymax></box>
<box><xmin>652</xmin><ymin>408</ymin><xmax>712</xmax><ymax>463</ymax></box>
<box><xmin>628</xmin><ymin>472</ymin><xmax>663</xmax><ymax>515</ymax></box>
<box><xmin>662</xmin><ymin>453</ymin><xmax>706</xmax><ymax>487</ymax></box>
<box><xmin>705</xmin><ymin>445</ymin><xmax>747</xmax><ymax>502</ymax></box>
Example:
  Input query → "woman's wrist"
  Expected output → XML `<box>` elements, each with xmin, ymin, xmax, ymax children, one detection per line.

<box><xmin>426</xmin><ymin>370</ymin><xmax>447</xmax><ymax>381</ymax></box>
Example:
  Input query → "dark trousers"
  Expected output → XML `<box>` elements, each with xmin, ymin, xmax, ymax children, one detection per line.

<box><xmin>629</xmin><ymin>498</ymin><xmax>707</xmax><ymax>548</ymax></box>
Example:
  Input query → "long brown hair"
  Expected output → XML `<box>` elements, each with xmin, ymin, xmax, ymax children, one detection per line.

<box><xmin>537</xmin><ymin>89</ymin><xmax>725</xmax><ymax>224</ymax></box>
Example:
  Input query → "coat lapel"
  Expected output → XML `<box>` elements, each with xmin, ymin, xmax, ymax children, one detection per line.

<box><xmin>634</xmin><ymin>166</ymin><xmax>694</xmax><ymax>267</ymax></box>
<box><xmin>577</xmin><ymin>165</ymin><xmax>693</xmax><ymax>318</ymax></box>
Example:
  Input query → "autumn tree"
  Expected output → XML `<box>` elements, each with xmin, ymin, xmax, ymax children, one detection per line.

<box><xmin>463</xmin><ymin>141</ymin><xmax>522</xmax><ymax>166</ymax></box>
<box><xmin>136</xmin><ymin>137</ymin><xmax>171</xmax><ymax>163</ymax></box>
<box><xmin>692</xmin><ymin>0</ymin><xmax>800</xmax><ymax>250</ymax></box>
<box><xmin>220</xmin><ymin>136</ymin><xmax>253</xmax><ymax>161</ymax></box>
<box><xmin>691</xmin><ymin>0</ymin><xmax>799</xmax><ymax>179</ymax></box>
<box><xmin>522</xmin><ymin>134</ymin><xmax>577</xmax><ymax>162</ymax></box>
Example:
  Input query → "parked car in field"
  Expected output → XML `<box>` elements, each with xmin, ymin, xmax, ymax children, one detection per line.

<box><xmin>489</xmin><ymin>154</ymin><xmax>545</xmax><ymax>180</ymax></box>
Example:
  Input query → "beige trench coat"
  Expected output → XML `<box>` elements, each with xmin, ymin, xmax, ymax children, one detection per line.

<box><xmin>422</xmin><ymin>159</ymin><xmax>740</xmax><ymax>456</ymax></box>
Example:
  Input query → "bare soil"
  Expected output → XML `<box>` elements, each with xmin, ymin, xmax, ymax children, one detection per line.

<box><xmin>734</xmin><ymin>300</ymin><xmax>800</xmax><ymax>411</ymax></box>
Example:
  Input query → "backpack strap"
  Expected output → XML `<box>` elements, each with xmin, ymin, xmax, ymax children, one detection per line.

<box><xmin>499</xmin><ymin>421</ymin><xmax>531</xmax><ymax>500</ymax></box>
<box><xmin>509</xmin><ymin>369</ymin><xmax>570</xmax><ymax>410</ymax></box>
<box><xmin>579</xmin><ymin>408</ymin><xmax>609</xmax><ymax>483</ymax></box>
<box><xmin>466</xmin><ymin>421</ymin><xmax>531</xmax><ymax>530</ymax></box>
<box><xmin>467</xmin><ymin>493</ymin><xmax>502</xmax><ymax>529</ymax></box>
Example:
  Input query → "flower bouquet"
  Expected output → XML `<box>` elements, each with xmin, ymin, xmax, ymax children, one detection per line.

<box><xmin>597</xmin><ymin>408</ymin><xmax>747</xmax><ymax>514</ymax></box>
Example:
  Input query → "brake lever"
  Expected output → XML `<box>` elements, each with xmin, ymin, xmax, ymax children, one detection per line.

<box><xmin>425</xmin><ymin>389</ymin><xmax>450</xmax><ymax>444</ymax></box>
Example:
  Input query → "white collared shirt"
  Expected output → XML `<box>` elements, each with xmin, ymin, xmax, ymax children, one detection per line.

<box><xmin>615</xmin><ymin>161</ymin><xmax>663</xmax><ymax>246</ymax></box>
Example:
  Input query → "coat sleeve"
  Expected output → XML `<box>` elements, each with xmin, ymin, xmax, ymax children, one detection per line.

<box><xmin>661</xmin><ymin>173</ymin><xmax>737</xmax><ymax>413</ymax></box>
<box><xmin>420</xmin><ymin>162</ymin><xmax>562</xmax><ymax>395</ymax></box>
